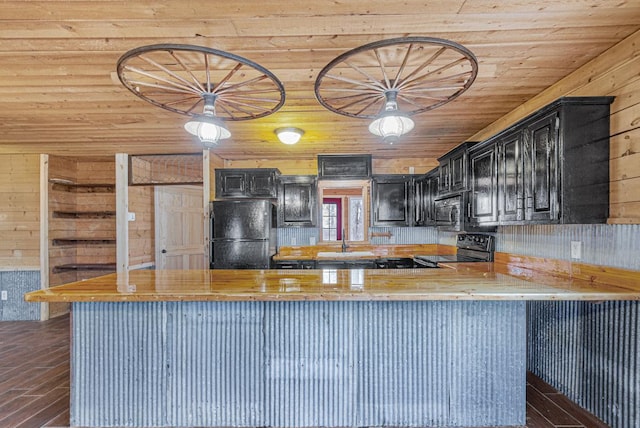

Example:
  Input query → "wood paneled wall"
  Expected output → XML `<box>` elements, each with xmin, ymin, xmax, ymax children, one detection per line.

<box><xmin>128</xmin><ymin>186</ymin><xmax>154</xmax><ymax>268</ymax></box>
<box><xmin>0</xmin><ymin>154</ymin><xmax>40</xmax><ymax>268</ymax></box>
<box><xmin>469</xmin><ymin>29</ymin><xmax>640</xmax><ymax>224</ymax></box>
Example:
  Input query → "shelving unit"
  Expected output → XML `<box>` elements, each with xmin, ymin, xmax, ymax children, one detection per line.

<box><xmin>47</xmin><ymin>157</ymin><xmax>117</xmax><ymax>308</ymax></box>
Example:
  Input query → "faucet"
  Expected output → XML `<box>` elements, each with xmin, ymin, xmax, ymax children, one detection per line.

<box><xmin>341</xmin><ymin>229</ymin><xmax>348</xmax><ymax>252</ymax></box>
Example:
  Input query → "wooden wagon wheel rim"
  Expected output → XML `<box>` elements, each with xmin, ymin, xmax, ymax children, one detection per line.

<box><xmin>117</xmin><ymin>44</ymin><xmax>285</xmax><ymax>121</ymax></box>
<box><xmin>314</xmin><ymin>37</ymin><xmax>478</xmax><ymax>119</ymax></box>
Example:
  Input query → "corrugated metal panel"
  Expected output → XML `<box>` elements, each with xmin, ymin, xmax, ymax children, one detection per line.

<box><xmin>369</xmin><ymin>227</ymin><xmax>438</xmax><ymax>245</ymax></box>
<box><xmin>0</xmin><ymin>270</ymin><xmax>40</xmax><ymax>321</ymax></box>
<box><xmin>72</xmin><ymin>301</ymin><xmax>526</xmax><ymax>427</ymax></box>
<box><xmin>278</xmin><ymin>226</ymin><xmax>438</xmax><ymax>247</ymax></box>
<box><xmin>498</xmin><ymin>224</ymin><xmax>640</xmax><ymax>270</ymax></box>
<box><xmin>528</xmin><ymin>301</ymin><xmax>640</xmax><ymax>428</ymax></box>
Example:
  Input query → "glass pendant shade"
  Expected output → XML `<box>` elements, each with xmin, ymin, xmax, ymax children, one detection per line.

<box><xmin>275</xmin><ymin>127</ymin><xmax>304</xmax><ymax>145</ymax></box>
<box><xmin>368</xmin><ymin>113</ymin><xmax>415</xmax><ymax>143</ymax></box>
<box><xmin>368</xmin><ymin>91</ymin><xmax>414</xmax><ymax>143</ymax></box>
<box><xmin>184</xmin><ymin>93</ymin><xmax>230</xmax><ymax>145</ymax></box>
<box><xmin>184</xmin><ymin>115</ymin><xmax>231</xmax><ymax>145</ymax></box>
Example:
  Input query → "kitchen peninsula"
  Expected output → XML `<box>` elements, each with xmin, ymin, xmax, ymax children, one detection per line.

<box><xmin>25</xmin><ymin>265</ymin><xmax>640</xmax><ymax>428</ymax></box>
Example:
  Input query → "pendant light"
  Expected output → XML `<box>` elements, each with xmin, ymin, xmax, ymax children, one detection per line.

<box><xmin>368</xmin><ymin>91</ymin><xmax>415</xmax><ymax>144</ymax></box>
<box><xmin>184</xmin><ymin>94</ymin><xmax>230</xmax><ymax>146</ymax></box>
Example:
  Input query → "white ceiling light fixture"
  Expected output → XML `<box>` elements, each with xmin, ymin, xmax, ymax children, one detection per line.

<box><xmin>315</xmin><ymin>37</ymin><xmax>478</xmax><ymax>144</ymax></box>
<box><xmin>368</xmin><ymin>91</ymin><xmax>414</xmax><ymax>144</ymax></box>
<box><xmin>117</xmin><ymin>44</ymin><xmax>284</xmax><ymax>149</ymax></box>
<box><xmin>275</xmin><ymin>127</ymin><xmax>304</xmax><ymax>145</ymax></box>
<box><xmin>184</xmin><ymin>94</ymin><xmax>230</xmax><ymax>146</ymax></box>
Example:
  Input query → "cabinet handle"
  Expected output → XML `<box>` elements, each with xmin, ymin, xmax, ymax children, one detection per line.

<box><xmin>467</xmin><ymin>203</ymin><xmax>471</xmax><ymax>218</ymax></box>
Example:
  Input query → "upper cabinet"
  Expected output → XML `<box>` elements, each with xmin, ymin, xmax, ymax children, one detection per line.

<box><xmin>414</xmin><ymin>169</ymin><xmax>439</xmax><ymax>226</ymax></box>
<box><xmin>468</xmin><ymin>96</ymin><xmax>613</xmax><ymax>227</ymax></box>
<box><xmin>318</xmin><ymin>154</ymin><xmax>372</xmax><ymax>180</ymax></box>
<box><xmin>215</xmin><ymin>168</ymin><xmax>280</xmax><ymax>199</ymax></box>
<box><xmin>278</xmin><ymin>175</ymin><xmax>317</xmax><ymax>227</ymax></box>
<box><xmin>371</xmin><ymin>175</ymin><xmax>413</xmax><ymax>226</ymax></box>
<box><xmin>438</xmin><ymin>142</ymin><xmax>477</xmax><ymax>196</ymax></box>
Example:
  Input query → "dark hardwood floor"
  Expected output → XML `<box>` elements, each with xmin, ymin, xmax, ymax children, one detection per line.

<box><xmin>0</xmin><ymin>314</ymin><xmax>610</xmax><ymax>428</ymax></box>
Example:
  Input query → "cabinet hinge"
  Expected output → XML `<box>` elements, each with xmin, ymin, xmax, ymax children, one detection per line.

<box><xmin>555</xmin><ymin>116</ymin><xmax>560</xmax><ymax>130</ymax></box>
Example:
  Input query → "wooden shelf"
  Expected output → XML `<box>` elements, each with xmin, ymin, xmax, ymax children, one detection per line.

<box><xmin>49</xmin><ymin>179</ymin><xmax>115</xmax><ymax>193</ymax></box>
<box><xmin>52</xmin><ymin>211</ymin><xmax>116</xmax><ymax>219</ymax></box>
<box><xmin>52</xmin><ymin>263</ymin><xmax>116</xmax><ymax>273</ymax></box>
<box><xmin>52</xmin><ymin>239</ymin><xmax>116</xmax><ymax>246</ymax></box>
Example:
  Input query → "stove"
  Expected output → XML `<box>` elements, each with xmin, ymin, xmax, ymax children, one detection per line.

<box><xmin>413</xmin><ymin>233</ymin><xmax>495</xmax><ymax>268</ymax></box>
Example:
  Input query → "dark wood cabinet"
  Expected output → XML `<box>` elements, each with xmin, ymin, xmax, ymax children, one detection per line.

<box><xmin>215</xmin><ymin>168</ymin><xmax>280</xmax><ymax>199</ymax></box>
<box><xmin>524</xmin><ymin>112</ymin><xmax>558</xmax><ymax>222</ymax></box>
<box><xmin>497</xmin><ymin>129</ymin><xmax>525</xmax><ymax>223</ymax></box>
<box><xmin>278</xmin><ymin>175</ymin><xmax>317</xmax><ymax>227</ymax></box>
<box><xmin>438</xmin><ymin>142</ymin><xmax>477</xmax><ymax>195</ymax></box>
<box><xmin>317</xmin><ymin>154</ymin><xmax>372</xmax><ymax>179</ymax></box>
<box><xmin>469</xmin><ymin>143</ymin><xmax>498</xmax><ymax>225</ymax></box>
<box><xmin>414</xmin><ymin>169</ymin><xmax>439</xmax><ymax>226</ymax></box>
<box><xmin>371</xmin><ymin>175</ymin><xmax>413</xmax><ymax>226</ymax></box>
<box><xmin>468</xmin><ymin>96</ymin><xmax>613</xmax><ymax>226</ymax></box>
<box><xmin>273</xmin><ymin>260</ymin><xmax>316</xmax><ymax>269</ymax></box>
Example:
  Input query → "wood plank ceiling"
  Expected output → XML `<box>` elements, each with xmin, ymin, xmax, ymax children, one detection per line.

<box><xmin>0</xmin><ymin>1</ymin><xmax>639</xmax><ymax>160</ymax></box>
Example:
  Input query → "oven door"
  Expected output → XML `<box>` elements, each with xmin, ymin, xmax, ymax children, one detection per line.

<box><xmin>435</xmin><ymin>195</ymin><xmax>462</xmax><ymax>231</ymax></box>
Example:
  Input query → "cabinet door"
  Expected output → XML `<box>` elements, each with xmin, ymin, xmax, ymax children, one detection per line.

<box><xmin>438</xmin><ymin>162</ymin><xmax>450</xmax><ymax>194</ymax></box>
<box><xmin>371</xmin><ymin>176</ymin><xmax>412</xmax><ymax>226</ymax></box>
<box><xmin>414</xmin><ymin>172</ymin><xmax>438</xmax><ymax>226</ymax></box>
<box><xmin>216</xmin><ymin>170</ymin><xmax>247</xmax><ymax>198</ymax></box>
<box><xmin>450</xmin><ymin>151</ymin><xmax>467</xmax><ymax>191</ymax></box>
<box><xmin>497</xmin><ymin>130</ymin><xmax>524</xmax><ymax>223</ymax></box>
<box><xmin>248</xmin><ymin>170</ymin><xmax>278</xmax><ymax>198</ymax></box>
<box><xmin>524</xmin><ymin>113</ymin><xmax>559</xmax><ymax>222</ymax></box>
<box><xmin>278</xmin><ymin>176</ymin><xmax>317</xmax><ymax>227</ymax></box>
<box><xmin>469</xmin><ymin>144</ymin><xmax>498</xmax><ymax>224</ymax></box>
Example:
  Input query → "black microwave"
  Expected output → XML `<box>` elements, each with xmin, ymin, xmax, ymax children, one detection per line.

<box><xmin>435</xmin><ymin>193</ymin><xmax>496</xmax><ymax>232</ymax></box>
<box><xmin>435</xmin><ymin>194</ymin><xmax>464</xmax><ymax>231</ymax></box>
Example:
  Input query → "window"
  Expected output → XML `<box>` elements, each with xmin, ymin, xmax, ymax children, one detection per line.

<box><xmin>317</xmin><ymin>180</ymin><xmax>369</xmax><ymax>243</ymax></box>
<box><xmin>322</xmin><ymin>198</ymin><xmax>341</xmax><ymax>240</ymax></box>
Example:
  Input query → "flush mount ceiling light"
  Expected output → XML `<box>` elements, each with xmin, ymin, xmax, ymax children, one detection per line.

<box><xmin>275</xmin><ymin>127</ymin><xmax>304</xmax><ymax>145</ymax></box>
<box><xmin>117</xmin><ymin>44</ymin><xmax>285</xmax><ymax>146</ymax></box>
<box><xmin>314</xmin><ymin>37</ymin><xmax>478</xmax><ymax>143</ymax></box>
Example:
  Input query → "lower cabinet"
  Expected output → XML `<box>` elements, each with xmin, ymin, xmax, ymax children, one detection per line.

<box><xmin>273</xmin><ymin>260</ymin><xmax>316</xmax><ymax>269</ymax></box>
<box><xmin>316</xmin><ymin>260</ymin><xmax>376</xmax><ymax>269</ymax></box>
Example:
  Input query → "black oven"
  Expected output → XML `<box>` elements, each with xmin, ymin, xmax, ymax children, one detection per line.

<box><xmin>414</xmin><ymin>233</ymin><xmax>495</xmax><ymax>268</ymax></box>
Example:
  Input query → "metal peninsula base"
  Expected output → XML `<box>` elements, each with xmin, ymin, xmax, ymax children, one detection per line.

<box><xmin>70</xmin><ymin>300</ymin><xmax>526</xmax><ymax>427</ymax></box>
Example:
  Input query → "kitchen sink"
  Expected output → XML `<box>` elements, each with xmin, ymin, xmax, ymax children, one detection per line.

<box><xmin>316</xmin><ymin>251</ymin><xmax>375</xmax><ymax>258</ymax></box>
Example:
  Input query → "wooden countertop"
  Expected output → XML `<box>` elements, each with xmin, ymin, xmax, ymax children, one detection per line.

<box><xmin>24</xmin><ymin>262</ymin><xmax>640</xmax><ymax>303</ymax></box>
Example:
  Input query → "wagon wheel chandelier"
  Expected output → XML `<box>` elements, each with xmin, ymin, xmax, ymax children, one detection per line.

<box><xmin>315</xmin><ymin>37</ymin><xmax>478</xmax><ymax>144</ymax></box>
<box><xmin>117</xmin><ymin>44</ymin><xmax>285</xmax><ymax>147</ymax></box>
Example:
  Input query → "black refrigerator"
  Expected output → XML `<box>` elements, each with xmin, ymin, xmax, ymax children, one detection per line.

<box><xmin>211</xmin><ymin>199</ymin><xmax>277</xmax><ymax>269</ymax></box>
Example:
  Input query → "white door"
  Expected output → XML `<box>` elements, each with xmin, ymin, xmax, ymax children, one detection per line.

<box><xmin>155</xmin><ymin>185</ymin><xmax>206</xmax><ymax>269</ymax></box>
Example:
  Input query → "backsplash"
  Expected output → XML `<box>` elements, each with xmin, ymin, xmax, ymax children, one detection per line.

<box><xmin>496</xmin><ymin>224</ymin><xmax>640</xmax><ymax>271</ymax></box>
<box><xmin>277</xmin><ymin>227</ymin><xmax>438</xmax><ymax>247</ymax></box>
<box><xmin>279</xmin><ymin>224</ymin><xmax>640</xmax><ymax>271</ymax></box>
